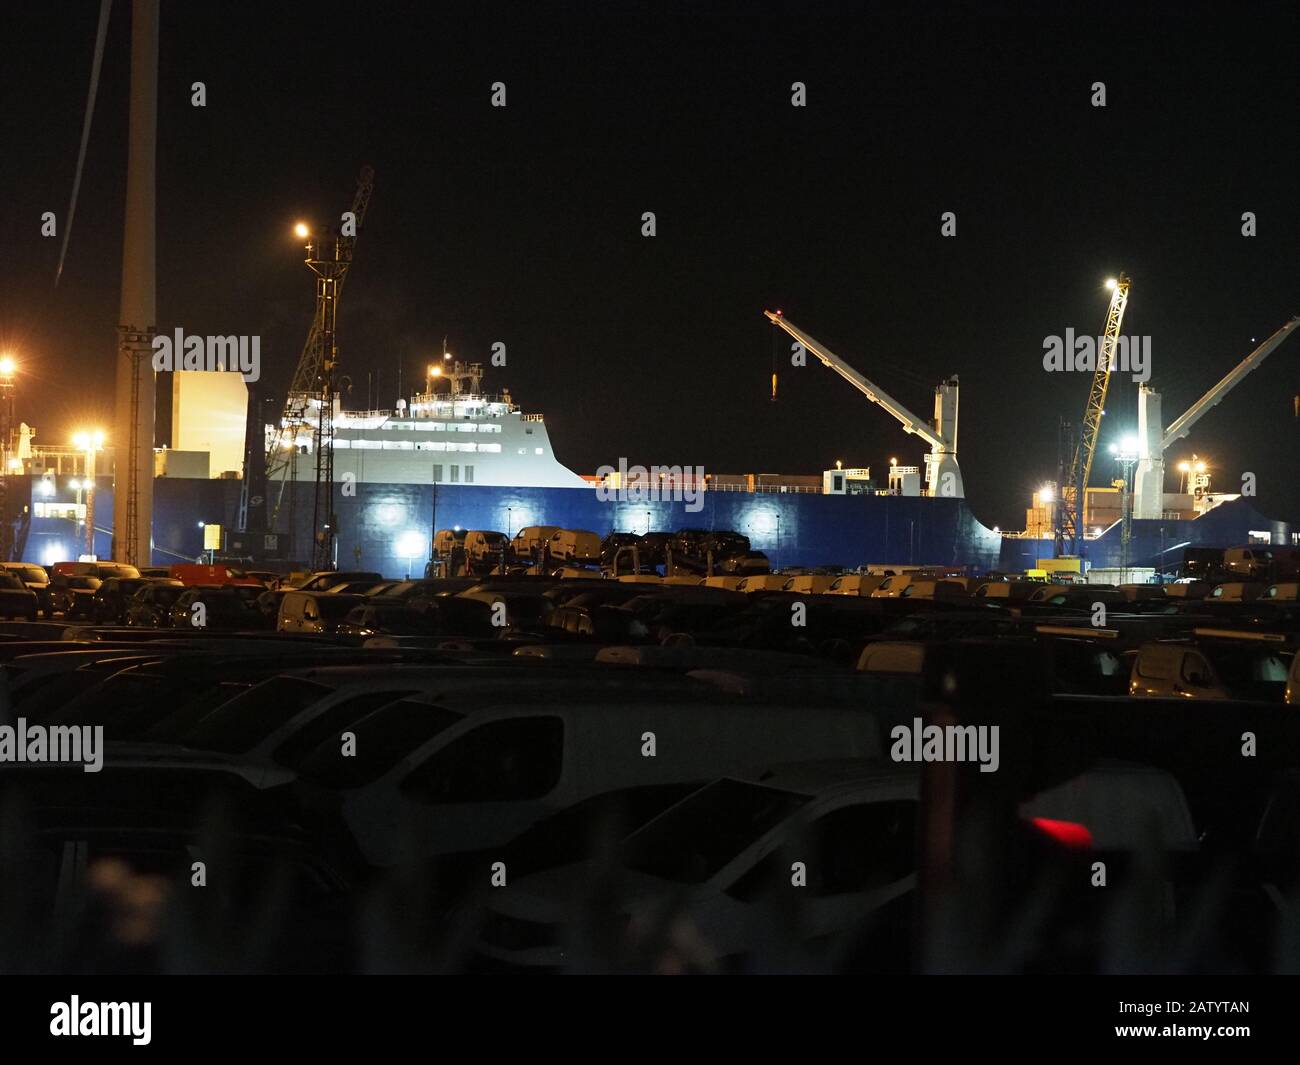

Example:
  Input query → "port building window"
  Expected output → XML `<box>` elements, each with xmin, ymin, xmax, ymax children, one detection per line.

<box><xmin>480</xmin><ymin>424</ymin><xmax>502</xmax><ymax>433</ymax></box>
<box><xmin>479</xmin><ymin>443</ymin><xmax>502</xmax><ymax>453</ymax></box>
<box><xmin>353</xmin><ymin>440</ymin><xmax>382</xmax><ymax>450</ymax></box>
<box><xmin>382</xmin><ymin>440</ymin><xmax>414</xmax><ymax>450</ymax></box>
<box><xmin>333</xmin><ymin>440</ymin><xmax>351</xmax><ymax>449</ymax></box>
<box><xmin>534</xmin><ymin>447</ymin><xmax>543</xmax><ymax>455</ymax></box>
<box><xmin>417</xmin><ymin>441</ymin><xmax>448</xmax><ymax>452</ymax></box>
<box><xmin>465</xmin><ymin>465</ymin><xmax>474</xmax><ymax>483</ymax></box>
<box><xmin>454</xmin><ymin>442</ymin><xmax>476</xmax><ymax>453</ymax></box>
<box><xmin>450</xmin><ymin>465</ymin><xmax>460</xmax><ymax>483</ymax></box>
<box><xmin>432</xmin><ymin>465</ymin><xmax>443</xmax><ymax>482</ymax></box>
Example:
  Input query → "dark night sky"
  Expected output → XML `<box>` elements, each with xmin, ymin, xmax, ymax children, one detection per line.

<box><xmin>1</xmin><ymin>3</ymin><xmax>1298</xmax><ymax>529</ymax></box>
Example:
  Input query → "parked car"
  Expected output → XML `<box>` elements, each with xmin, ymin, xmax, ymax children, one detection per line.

<box><xmin>0</xmin><ymin>561</ymin><xmax>53</xmax><ymax>616</ymax></box>
<box><xmin>125</xmin><ymin>581</ymin><xmax>190</xmax><ymax>627</ymax></box>
<box><xmin>278</xmin><ymin>590</ymin><xmax>366</xmax><ymax>633</ymax></box>
<box><xmin>335</xmin><ymin>603</ymin><xmax>443</xmax><ymax>637</ymax></box>
<box><xmin>292</xmin><ymin>571</ymin><xmax>383</xmax><ymax>593</ymax></box>
<box><xmin>92</xmin><ymin>576</ymin><xmax>182</xmax><ymax>624</ymax></box>
<box><xmin>166</xmin><ymin>585</ymin><xmax>268</xmax><ymax>630</ymax></box>
<box><xmin>48</xmin><ymin>573</ymin><xmax>101</xmax><ymax>618</ymax></box>
<box><xmin>471</xmin><ymin>762</ymin><xmax>919</xmax><ymax>972</ymax></box>
<box><xmin>0</xmin><ymin>571</ymin><xmax>39</xmax><ymax>619</ymax></box>
<box><xmin>1129</xmin><ymin>636</ymin><xmax>1292</xmax><ymax>701</ymax></box>
<box><xmin>293</xmin><ymin>687</ymin><xmax>884</xmax><ymax>871</ymax></box>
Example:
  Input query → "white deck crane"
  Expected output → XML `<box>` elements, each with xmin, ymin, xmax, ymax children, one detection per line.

<box><xmin>1132</xmin><ymin>316</ymin><xmax>1300</xmax><ymax>518</ymax></box>
<box><xmin>764</xmin><ymin>310</ymin><xmax>963</xmax><ymax>498</ymax></box>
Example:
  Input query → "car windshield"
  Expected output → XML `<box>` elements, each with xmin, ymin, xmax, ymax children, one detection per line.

<box><xmin>0</xmin><ymin>574</ymin><xmax>26</xmax><ymax>590</ymax></box>
<box><xmin>68</xmin><ymin>577</ymin><xmax>101</xmax><ymax>590</ymax></box>
<box><xmin>316</xmin><ymin>597</ymin><xmax>361</xmax><ymax>619</ymax></box>
<box><xmin>10</xmin><ymin>566</ymin><xmax>47</xmax><ymax>584</ymax></box>
<box><xmin>621</xmin><ymin>779</ymin><xmax>811</xmax><ymax>884</ymax></box>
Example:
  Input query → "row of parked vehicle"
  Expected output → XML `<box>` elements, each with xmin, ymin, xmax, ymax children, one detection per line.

<box><xmin>3</xmin><ymin>609</ymin><xmax>1296</xmax><ymax>973</ymax></box>
<box><xmin>1</xmin><ymin>542</ymin><xmax>1299</xmax><ymax>971</ymax></box>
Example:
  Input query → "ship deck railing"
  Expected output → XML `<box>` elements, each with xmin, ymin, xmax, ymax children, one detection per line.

<box><xmin>705</xmin><ymin>483</ymin><xmax>823</xmax><ymax>494</ymax></box>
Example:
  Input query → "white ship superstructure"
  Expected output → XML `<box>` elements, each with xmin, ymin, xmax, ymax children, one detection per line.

<box><xmin>269</xmin><ymin>360</ymin><xmax>589</xmax><ymax>488</ymax></box>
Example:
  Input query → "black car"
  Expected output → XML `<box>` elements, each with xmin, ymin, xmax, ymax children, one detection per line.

<box><xmin>48</xmin><ymin>574</ymin><xmax>101</xmax><ymax>619</ymax></box>
<box><xmin>0</xmin><ymin>571</ymin><xmax>38</xmax><ymax>620</ymax></box>
<box><xmin>0</xmin><ymin>562</ymin><xmax>53</xmax><ymax>616</ymax></box>
<box><xmin>335</xmin><ymin>603</ymin><xmax>442</xmax><ymax>637</ymax></box>
<box><xmin>92</xmin><ymin>577</ymin><xmax>183</xmax><ymax>624</ymax></box>
<box><xmin>166</xmin><ymin>586</ymin><xmax>268</xmax><ymax>630</ymax></box>
<box><xmin>125</xmin><ymin>581</ymin><xmax>190</xmax><ymax>627</ymax></box>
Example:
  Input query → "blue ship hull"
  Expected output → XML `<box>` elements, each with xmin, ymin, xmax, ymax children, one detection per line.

<box><xmin>17</xmin><ymin>476</ymin><xmax>1293</xmax><ymax>580</ymax></box>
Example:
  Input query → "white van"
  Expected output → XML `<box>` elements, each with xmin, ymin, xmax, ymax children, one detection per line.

<box><xmin>308</xmin><ymin>689</ymin><xmax>884</xmax><ymax>867</ymax></box>
<box><xmin>973</xmin><ymin>580</ymin><xmax>1041</xmax><ymax>603</ymax></box>
<box><xmin>1206</xmin><ymin>582</ymin><xmax>1266</xmax><ymax>602</ymax></box>
<box><xmin>548</xmin><ymin>529</ymin><xmax>601</xmax><ymax>562</ymax></box>
<box><xmin>782</xmin><ymin>574</ymin><xmax>838</xmax><ymax>595</ymax></box>
<box><xmin>870</xmin><ymin>574</ymin><xmax>916</xmax><ymax>598</ymax></box>
<box><xmin>896</xmin><ymin>579</ymin><xmax>966</xmax><ymax>600</ymax></box>
<box><xmin>737</xmin><ymin>574</ymin><xmax>790</xmax><ymax>592</ymax></box>
<box><xmin>464</xmin><ymin>530</ymin><xmax>510</xmax><ymax>561</ymax></box>
<box><xmin>827</xmin><ymin>574</ymin><xmax>887</xmax><ymax>596</ymax></box>
<box><xmin>512</xmin><ymin>526</ymin><xmax>562</xmax><ymax>558</ymax></box>
<box><xmin>433</xmin><ymin>528</ymin><xmax>467</xmax><ymax>558</ymax></box>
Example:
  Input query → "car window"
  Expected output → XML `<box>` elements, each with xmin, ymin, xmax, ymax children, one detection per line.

<box><xmin>622</xmin><ymin>779</ymin><xmax>811</xmax><ymax>884</ymax></box>
<box><xmin>809</xmin><ymin>801</ymin><xmax>916</xmax><ymax>895</ymax></box>
<box><xmin>398</xmin><ymin>716</ymin><xmax>564</xmax><ymax>803</ymax></box>
<box><xmin>179</xmin><ymin>677</ymin><xmax>335</xmax><ymax>753</ymax></box>
<box><xmin>1180</xmin><ymin>653</ymin><xmax>1211</xmax><ymax>686</ymax></box>
<box><xmin>271</xmin><ymin>690</ymin><xmax>421</xmax><ymax>769</ymax></box>
<box><xmin>299</xmin><ymin>701</ymin><xmax>467</xmax><ymax>788</ymax></box>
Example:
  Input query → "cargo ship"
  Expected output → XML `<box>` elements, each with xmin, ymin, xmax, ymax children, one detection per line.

<box><xmin>7</xmin><ymin>359</ymin><xmax>1296</xmax><ymax>579</ymax></box>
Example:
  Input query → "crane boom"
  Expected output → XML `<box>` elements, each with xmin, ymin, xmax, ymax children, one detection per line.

<box><xmin>1058</xmin><ymin>274</ymin><xmax>1131</xmax><ymax>555</ymax></box>
<box><xmin>1161</xmin><ymin>317</ymin><xmax>1300</xmax><ymax>450</ymax></box>
<box><xmin>763</xmin><ymin>311</ymin><xmax>945</xmax><ymax>450</ymax></box>
<box><xmin>258</xmin><ymin>166</ymin><xmax>376</xmax><ymax>533</ymax></box>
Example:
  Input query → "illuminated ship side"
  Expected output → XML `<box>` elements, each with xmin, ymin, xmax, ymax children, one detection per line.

<box><xmin>269</xmin><ymin>360</ymin><xmax>589</xmax><ymax>489</ymax></box>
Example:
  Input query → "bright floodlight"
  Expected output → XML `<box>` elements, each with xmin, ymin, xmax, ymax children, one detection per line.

<box><xmin>294</xmin><ymin>222</ymin><xmax>311</xmax><ymax>239</ymax></box>
<box><xmin>1039</xmin><ymin>483</ymin><xmax>1055</xmax><ymax>503</ymax></box>
<box><xmin>0</xmin><ymin>356</ymin><xmax>15</xmax><ymax>377</ymax></box>
<box><xmin>1177</xmin><ymin>461</ymin><xmax>1190</xmax><ymax>472</ymax></box>
<box><xmin>395</xmin><ymin>530</ymin><xmax>426</xmax><ymax>559</ymax></box>
<box><xmin>1105</xmin><ymin>278</ymin><xmax>1118</xmax><ymax>290</ymax></box>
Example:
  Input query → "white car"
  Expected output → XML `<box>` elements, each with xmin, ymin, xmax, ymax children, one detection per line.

<box><xmin>471</xmin><ymin>762</ymin><xmax>920</xmax><ymax>972</ymax></box>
